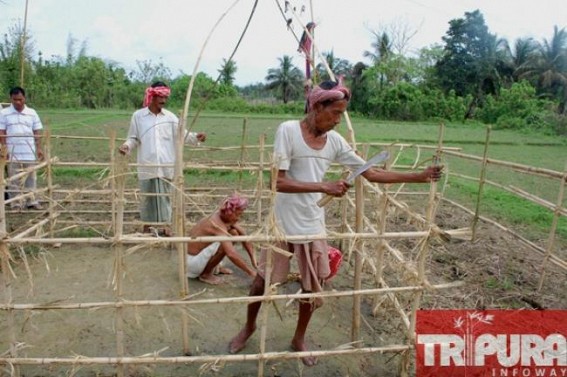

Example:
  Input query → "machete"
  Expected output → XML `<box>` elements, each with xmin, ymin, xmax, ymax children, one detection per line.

<box><xmin>317</xmin><ymin>150</ymin><xmax>390</xmax><ymax>207</ymax></box>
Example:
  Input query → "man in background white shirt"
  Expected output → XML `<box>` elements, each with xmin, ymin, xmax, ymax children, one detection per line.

<box><xmin>119</xmin><ymin>81</ymin><xmax>206</xmax><ymax>236</ymax></box>
<box><xmin>0</xmin><ymin>86</ymin><xmax>44</xmax><ymax>210</ymax></box>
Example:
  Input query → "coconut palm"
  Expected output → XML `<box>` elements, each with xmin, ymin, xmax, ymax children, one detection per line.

<box><xmin>522</xmin><ymin>26</ymin><xmax>567</xmax><ymax>113</ymax></box>
<box><xmin>363</xmin><ymin>30</ymin><xmax>392</xmax><ymax>65</ymax></box>
<box><xmin>509</xmin><ymin>37</ymin><xmax>538</xmax><ymax>81</ymax></box>
<box><xmin>265</xmin><ymin>55</ymin><xmax>304</xmax><ymax>104</ymax></box>
<box><xmin>315</xmin><ymin>50</ymin><xmax>352</xmax><ymax>81</ymax></box>
<box><xmin>218</xmin><ymin>58</ymin><xmax>237</xmax><ymax>86</ymax></box>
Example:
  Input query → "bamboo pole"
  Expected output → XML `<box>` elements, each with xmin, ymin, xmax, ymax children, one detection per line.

<box><xmin>373</xmin><ymin>145</ymin><xmax>391</xmax><ymax>314</ymax></box>
<box><xmin>11</xmin><ymin>216</ymin><xmax>52</xmax><ymax>239</ymax></box>
<box><xmin>442</xmin><ymin>197</ymin><xmax>567</xmax><ymax>270</ymax></box>
<box><xmin>0</xmin><ymin>281</ymin><xmax>463</xmax><ymax>311</ymax></box>
<box><xmin>0</xmin><ymin>344</ymin><xmax>413</xmax><ymax>367</ymax></box>
<box><xmin>537</xmin><ymin>162</ymin><xmax>567</xmax><ymax>291</ymax></box>
<box><xmin>256</xmin><ymin>159</ymin><xmax>279</xmax><ymax>377</ymax></box>
<box><xmin>401</xmin><ymin>123</ymin><xmax>444</xmax><ymax>376</ymax></box>
<box><xmin>0</xmin><ymin>147</ymin><xmax>20</xmax><ymax>376</ymax></box>
<box><xmin>44</xmin><ymin>127</ymin><xmax>56</xmax><ymax>238</ymax></box>
<box><xmin>451</xmin><ymin>172</ymin><xmax>567</xmax><ymax>217</ymax></box>
<box><xmin>444</xmin><ymin>150</ymin><xmax>566</xmax><ymax>180</ymax></box>
<box><xmin>112</xmin><ymin>138</ymin><xmax>127</xmax><ymax>377</ymax></box>
<box><xmin>19</xmin><ymin>0</ymin><xmax>29</xmax><ymax>87</ymax></box>
<box><xmin>6</xmin><ymin>230</ymin><xmax>443</xmax><ymax>245</ymax></box>
<box><xmin>472</xmin><ymin>126</ymin><xmax>491</xmax><ymax>241</ymax></box>
<box><xmin>256</xmin><ymin>134</ymin><xmax>265</xmax><ymax>225</ymax></box>
<box><xmin>238</xmin><ymin>118</ymin><xmax>248</xmax><ymax>190</ymax></box>
<box><xmin>177</xmin><ymin>2</ymin><xmax>244</xmax><ymax>357</ymax></box>
<box><xmin>109</xmin><ymin>129</ymin><xmax>117</xmax><ymax>234</ymax></box>
<box><xmin>0</xmin><ymin>151</ymin><xmax>7</xmax><ymax>235</ymax></box>
<box><xmin>351</xmin><ymin>145</ymin><xmax>368</xmax><ymax>343</ymax></box>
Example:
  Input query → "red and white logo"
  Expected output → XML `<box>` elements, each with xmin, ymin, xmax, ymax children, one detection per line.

<box><xmin>416</xmin><ymin>310</ymin><xmax>566</xmax><ymax>377</ymax></box>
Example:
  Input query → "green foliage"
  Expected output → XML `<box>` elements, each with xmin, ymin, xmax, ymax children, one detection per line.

<box><xmin>368</xmin><ymin>81</ymin><xmax>423</xmax><ymax>120</ymax></box>
<box><xmin>476</xmin><ymin>81</ymin><xmax>558</xmax><ymax>132</ymax></box>
<box><xmin>202</xmin><ymin>96</ymin><xmax>303</xmax><ymax>115</ymax></box>
<box><xmin>1</xmin><ymin>13</ymin><xmax>566</xmax><ymax>136</ymax></box>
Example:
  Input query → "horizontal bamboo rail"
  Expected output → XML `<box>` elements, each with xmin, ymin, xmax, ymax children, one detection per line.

<box><xmin>444</xmin><ymin>150</ymin><xmax>565</xmax><ymax>180</ymax></box>
<box><xmin>0</xmin><ymin>281</ymin><xmax>463</xmax><ymax>311</ymax></box>
<box><xmin>0</xmin><ymin>344</ymin><xmax>411</xmax><ymax>367</ymax></box>
<box><xmin>5</xmin><ymin>228</ymin><xmax>473</xmax><ymax>245</ymax></box>
<box><xmin>442</xmin><ymin>197</ymin><xmax>567</xmax><ymax>270</ymax></box>
<box><xmin>451</xmin><ymin>172</ymin><xmax>567</xmax><ymax>217</ymax></box>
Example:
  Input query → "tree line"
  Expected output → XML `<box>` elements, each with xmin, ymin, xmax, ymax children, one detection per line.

<box><xmin>1</xmin><ymin>10</ymin><xmax>566</xmax><ymax>135</ymax></box>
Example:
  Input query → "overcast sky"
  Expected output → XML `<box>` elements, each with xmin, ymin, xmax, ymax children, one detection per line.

<box><xmin>1</xmin><ymin>0</ymin><xmax>566</xmax><ymax>86</ymax></box>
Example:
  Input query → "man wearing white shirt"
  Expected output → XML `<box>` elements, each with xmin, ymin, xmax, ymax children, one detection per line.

<box><xmin>0</xmin><ymin>87</ymin><xmax>44</xmax><ymax>210</ymax></box>
<box><xmin>119</xmin><ymin>81</ymin><xmax>206</xmax><ymax>236</ymax></box>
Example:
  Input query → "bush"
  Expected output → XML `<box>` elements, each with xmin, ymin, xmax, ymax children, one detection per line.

<box><xmin>477</xmin><ymin>81</ymin><xmax>555</xmax><ymax>132</ymax></box>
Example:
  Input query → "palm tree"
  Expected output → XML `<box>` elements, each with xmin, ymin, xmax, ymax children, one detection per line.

<box><xmin>522</xmin><ymin>26</ymin><xmax>567</xmax><ymax>113</ymax></box>
<box><xmin>535</xmin><ymin>26</ymin><xmax>567</xmax><ymax>114</ymax></box>
<box><xmin>508</xmin><ymin>37</ymin><xmax>538</xmax><ymax>81</ymax></box>
<box><xmin>315</xmin><ymin>50</ymin><xmax>352</xmax><ymax>81</ymax></box>
<box><xmin>265</xmin><ymin>55</ymin><xmax>304</xmax><ymax>104</ymax></box>
<box><xmin>218</xmin><ymin>58</ymin><xmax>237</xmax><ymax>86</ymax></box>
<box><xmin>363</xmin><ymin>30</ymin><xmax>392</xmax><ymax>65</ymax></box>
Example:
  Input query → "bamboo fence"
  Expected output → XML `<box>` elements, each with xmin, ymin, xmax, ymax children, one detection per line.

<box><xmin>3</xmin><ymin>0</ymin><xmax>565</xmax><ymax>372</ymax></box>
<box><xmin>0</xmin><ymin>122</ymin><xmax>564</xmax><ymax>376</ymax></box>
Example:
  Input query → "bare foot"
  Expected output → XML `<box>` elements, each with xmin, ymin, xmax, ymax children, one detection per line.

<box><xmin>291</xmin><ymin>339</ymin><xmax>318</xmax><ymax>366</ymax></box>
<box><xmin>198</xmin><ymin>274</ymin><xmax>223</xmax><ymax>285</ymax></box>
<box><xmin>217</xmin><ymin>266</ymin><xmax>233</xmax><ymax>275</ymax></box>
<box><xmin>228</xmin><ymin>326</ymin><xmax>256</xmax><ymax>354</ymax></box>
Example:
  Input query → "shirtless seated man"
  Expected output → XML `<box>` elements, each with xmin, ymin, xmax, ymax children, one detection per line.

<box><xmin>186</xmin><ymin>193</ymin><xmax>257</xmax><ymax>285</ymax></box>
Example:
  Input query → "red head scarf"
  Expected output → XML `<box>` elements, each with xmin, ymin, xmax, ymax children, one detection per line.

<box><xmin>143</xmin><ymin>86</ymin><xmax>171</xmax><ymax>107</ymax></box>
<box><xmin>220</xmin><ymin>194</ymin><xmax>249</xmax><ymax>215</ymax></box>
<box><xmin>306</xmin><ymin>79</ymin><xmax>350</xmax><ymax>111</ymax></box>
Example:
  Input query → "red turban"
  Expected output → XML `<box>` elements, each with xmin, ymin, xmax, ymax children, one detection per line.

<box><xmin>306</xmin><ymin>80</ymin><xmax>350</xmax><ymax>111</ymax></box>
<box><xmin>220</xmin><ymin>194</ymin><xmax>249</xmax><ymax>215</ymax></box>
<box><xmin>143</xmin><ymin>86</ymin><xmax>171</xmax><ymax>107</ymax></box>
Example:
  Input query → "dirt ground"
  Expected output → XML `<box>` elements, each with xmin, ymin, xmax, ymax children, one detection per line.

<box><xmin>1</xmin><ymin>202</ymin><xmax>566</xmax><ymax>377</ymax></box>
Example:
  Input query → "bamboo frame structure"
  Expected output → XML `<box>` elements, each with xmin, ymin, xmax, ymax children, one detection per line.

<box><xmin>1</xmin><ymin>4</ymin><xmax>565</xmax><ymax>376</ymax></box>
<box><xmin>0</xmin><ymin>126</ymin><xmax>565</xmax><ymax>376</ymax></box>
<box><xmin>0</xmin><ymin>119</ymin><xmax>567</xmax><ymax>375</ymax></box>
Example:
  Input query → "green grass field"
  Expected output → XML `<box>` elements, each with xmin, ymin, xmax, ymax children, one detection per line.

<box><xmin>39</xmin><ymin>108</ymin><xmax>567</xmax><ymax>245</ymax></box>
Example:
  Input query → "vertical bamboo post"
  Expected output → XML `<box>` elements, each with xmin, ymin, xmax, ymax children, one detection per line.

<box><xmin>257</xmin><ymin>160</ymin><xmax>277</xmax><ymax>377</ymax></box>
<box><xmin>112</xmin><ymin>131</ymin><xmax>127</xmax><ymax>377</ymax></box>
<box><xmin>537</xmin><ymin>161</ymin><xmax>567</xmax><ymax>291</ymax></box>
<box><xmin>19</xmin><ymin>0</ymin><xmax>29</xmax><ymax>86</ymax></box>
<box><xmin>401</xmin><ymin>123</ymin><xmax>445</xmax><ymax>375</ymax></box>
<box><xmin>238</xmin><ymin>118</ymin><xmax>248</xmax><ymax>190</ymax></box>
<box><xmin>0</xmin><ymin>148</ymin><xmax>20</xmax><ymax>376</ymax></box>
<box><xmin>174</xmin><ymin>117</ymin><xmax>190</xmax><ymax>355</ymax></box>
<box><xmin>44</xmin><ymin>125</ymin><xmax>55</xmax><ymax>237</ymax></box>
<box><xmin>338</xmin><ymin>188</ymin><xmax>349</xmax><ymax>252</ymax></box>
<box><xmin>372</xmin><ymin>147</ymin><xmax>391</xmax><ymax>315</ymax></box>
<box><xmin>471</xmin><ymin>126</ymin><xmax>491</xmax><ymax>241</ymax></box>
<box><xmin>109</xmin><ymin>129</ymin><xmax>117</xmax><ymax>234</ymax></box>
<box><xmin>256</xmin><ymin>134</ymin><xmax>265</xmax><ymax>225</ymax></box>
<box><xmin>351</xmin><ymin>145</ymin><xmax>368</xmax><ymax>343</ymax></box>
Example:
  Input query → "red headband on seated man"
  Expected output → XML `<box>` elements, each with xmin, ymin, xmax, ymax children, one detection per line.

<box><xmin>220</xmin><ymin>194</ymin><xmax>249</xmax><ymax>215</ymax></box>
<box><xmin>143</xmin><ymin>86</ymin><xmax>171</xmax><ymax>107</ymax></box>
